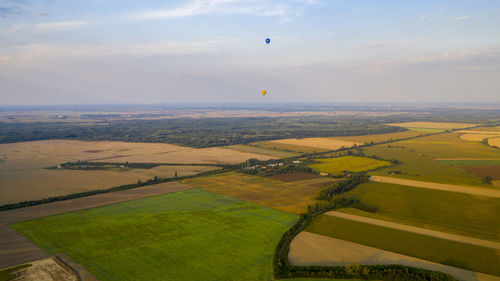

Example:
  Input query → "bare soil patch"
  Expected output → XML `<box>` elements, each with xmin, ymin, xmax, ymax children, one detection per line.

<box><xmin>460</xmin><ymin>166</ymin><xmax>500</xmax><ymax>180</ymax></box>
<box><xmin>7</xmin><ymin>257</ymin><xmax>78</xmax><ymax>281</ymax></box>
<box><xmin>269</xmin><ymin>172</ymin><xmax>321</xmax><ymax>182</ymax></box>
<box><xmin>289</xmin><ymin>231</ymin><xmax>499</xmax><ymax>281</ymax></box>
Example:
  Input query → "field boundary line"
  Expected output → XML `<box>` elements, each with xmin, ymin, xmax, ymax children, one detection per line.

<box><xmin>370</xmin><ymin>176</ymin><xmax>500</xmax><ymax>198</ymax></box>
<box><xmin>325</xmin><ymin>211</ymin><xmax>500</xmax><ymax>249</ymax></box>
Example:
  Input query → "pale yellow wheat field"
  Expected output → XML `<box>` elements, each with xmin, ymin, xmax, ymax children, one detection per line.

<box><xmin>267</xmin><ymin>138</ymin><xmax>361</xmax><ymax>151</ymax></box>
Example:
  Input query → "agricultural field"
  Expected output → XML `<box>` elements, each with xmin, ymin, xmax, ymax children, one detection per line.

<box><xmin>394</xmin><ymin>133</ymin><xmax>500</xmax><ymax>159</ymax></box>
<box><xmin>182</xmin><ymin>172</ymin><xmax>334</xmax><ymax>214</ymax></box>
<box><xmin>0</xmin><ymin>140</ymin><xmax>274</xmax><ymax>165</ymax></box>
<box><xmin>305</xmin><ymin>214</ymin><xmax>500</xmax><ymax>276</ymax></box>
<box><xmin>330</xmin><ymin>130</ymin><xmax>428</xmax><ymax>144</ymax></box>
<box><xmin>252</xmin><ymin>140</ymin><xmax>330</xmax><ymax>154</ymax></box>
<box><xmin>0</xmin><ymin>159</ymin><xmax>216</xmax><ymax>205</ymax></box>
<box><xmin>253</xmin><ymin>138</ymin><xmax>361</xmax><ymax>154</ymax></box>
<box><xmin>332</xmin><ymin>175</ymin><xmax>500</xmax><ymax>279</ymax></box>
<box><xmin>288</xmin><ymin>232</ymin><xmax>485</xmax><ymax>281</ymax></box>
<box><xmin>12</xmin><ymin>188</ymin><xmax>297</xmax><ymax>281</ymax></box>
<box><xmin>338</xmin><ymin>182</ymin><xmax>500</xmax><ymax>241</ymax></box>
<box><xmin>489</xmin><ymin>137</ymin><xmax>500</xmax><ymax>148</ymax></box>
<box><xmin>227</xmin><ymin>144</ymin><xmax>299</xmax><ymax>158</ymax></box>
<box><xmin>0</xmin><ymin>139</ymin><xmax>276</xmax><ymax>205</ymax></box>
<box><xmin>386</xmin><ymin>122</ymin><xmax>477</xmax><ymax>132</ymax></box>
<box><xmin>308</xmin><ymin>156</ymin><xmax>391</xmax><ymax>175</ymax></box>
<box><xmin>364</xmin><ymin>144</ymin><xmax>491</xmax><ymax>186</ymax></box>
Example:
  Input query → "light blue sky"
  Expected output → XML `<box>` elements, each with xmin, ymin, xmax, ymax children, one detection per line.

<box><xmin>1</xmin><ymin>0</ymin><xmax>499</xmax><ymax>105</ymax></box>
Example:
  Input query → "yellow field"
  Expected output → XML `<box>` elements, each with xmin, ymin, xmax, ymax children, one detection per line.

<box><xmin>308</xmin><ymin>156</ymin><xmax>391</xmax><ymax>175</ymax></box>
<box><xmin>330</xmin><ymin>131</ymin><xmax>427</xmax><ymax>144</ymax></box>
<box><xmin>262</xmin><ymin>138</ymin><xmax>361</xmax><ymax>152</ymax></box>
<box><xmin>182</xmin><ymin>172</ymin><xmax>334</xmax><ymax>214</ymax></box>
<box><xmin>386</xmin><ymin>122</ymin><xmax>477</xmax><ymax>130</ymax></box>
<box><xmin>489</xmin><ymin>137</ymin><xmax>500</xmax><ymax>148</ymax></box>
<box><xmin>252</xmin><ymin>141</ymin><xmax>328</xmax><ymax>153</ymax></box>
<box><xmin>459</xmin><ymin>134</ymin><xmax>500</xmax><ymax>142</ymax></box>
<box><xmin>0</xmin><ymin>139</ymin><xmax>277</xmax><ymax>205</ymax></box>
<box><xmin>0</xmin><ymin>159</ymin><xmax>216</xmax><ymax>205</ymax></box>
<box><xmin>226</xmin><ymin>144</ymin><xmax>298</xmax><ymax>158</ymax></box>
<box><xmin>0</xmin><ymin>140</ymin><xmax>274</xmax><ymax>164</ymax></box>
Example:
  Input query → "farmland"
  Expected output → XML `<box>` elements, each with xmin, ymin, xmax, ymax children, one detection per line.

<box><xmin>305</xmin><ymin>214</ymin><xmax>500</xmax><ymax>276</ymax></box>
<box><xmin>308</xmin><ymin>156</ymin><xmax>391</xmax><ymax>175</ymax></box>
<box><xmin>0</xmin><ymin>139</ymin><xmax>276</xmax><ymax>205</ymax></box>
<box><xmin>252</xmin><ymin>140</ymin><xmax>329</xmax><ymax>153</ymax></box>
<box><xmin>337</xmin><ymin>181</ymin><xmax>500</xmax><ymax>241</ymax></box>
<box><xmin>489</xmin><ymin>137</ymin><xmax>500</xmax><ymax>148</ymax></box>
<box><xmin>182</xmin><ymin>172</ymin><xmax>334</xmax><ymax>214</ymax></box>
<box><xmin>364</xmin><ymin>145</ymin><xmax>489</xmax><ymax>186</ymax></box>
<box><xmin>394</xmin><ymin>133</ymin><xmax>500</xmax><ymax>159</ymax></box>
<box><xmin>330</xmin><ymin>130</ymin><xmax>427</xmax><ymax>144</ymax></box>
<box><xmin>227</xmin><ymin>144</ymin><xmax>299</xmax><ymax>158</ymax></box>
<box><xmin>386</xmin><ymin>122</ymin><xmax>477</xmax><ymax>131</ymax></box>
<box><xmin>261</xmin><ymin>138</ymin><xmax>361</xmax><ymax>152</ymax></box>
<box><xmin>288</xmin><ymin>232</ymin><xmax>487</xmax><ymax>281</ymax></box>
<box><xmin>12</xmin><ymin>188</ymin><xmax>297</xmax><ymax>281</ymax></box>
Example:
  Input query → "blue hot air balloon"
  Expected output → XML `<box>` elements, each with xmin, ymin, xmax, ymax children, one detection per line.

<box><xmin>265</xmin><ymin>38</ymin><xmax>270</xmax><ymax>45</ymax></box>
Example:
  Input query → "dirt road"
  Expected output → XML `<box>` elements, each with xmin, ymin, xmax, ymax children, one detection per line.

<box><xmin>0</xmin><ymin>182</ymin><xmax>191</xmax><ymax>268</ymax></box>
<box><xmin>370</xmin><ymin>176</ymin><xmax>500</xmax><ymax>198</ymax></box>
<box><xmin>289</xmin><ymin>231</ymin><xmax>500</xmax><ymax>281</ymax></box>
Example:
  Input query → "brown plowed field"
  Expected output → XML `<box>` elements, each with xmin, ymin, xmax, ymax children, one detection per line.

<box><xmin>460</xmin><ymin>166</ymin><xmax>500</xmax><ymax>180</ymax></box>
<box><xmin>269</xmin><ymin>172</ymin><xmax>322</xmax><ymax>182</ymax></box>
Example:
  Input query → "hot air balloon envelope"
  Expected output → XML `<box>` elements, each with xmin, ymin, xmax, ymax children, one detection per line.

<box><xmin>261</xmin><ymin>90</ymin><xmax>267</xmax><ymax>96</ymax></box>
<box><xmin>265</xmin><ymin>38</ymin><xmax>270</xmax><ymax>44</ymax></box>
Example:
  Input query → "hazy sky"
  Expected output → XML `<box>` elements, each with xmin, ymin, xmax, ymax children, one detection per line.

<box><xmin>1</xmin><ymin>0</ymin><xmax>499</xmax><ymax>105</ymax></box>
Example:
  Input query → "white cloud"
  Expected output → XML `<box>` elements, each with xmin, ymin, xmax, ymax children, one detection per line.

<box><xmin>36</xmin><ymin>21</ymin><xmax>87</xmax><ymax>31</ymax></box>
<box><xmin>0</xmin><ymin>40</ymin><xmax>227</xmax><ymax>64</ymax></box>
<box><xmin>420</xmin><ymin>14</ymin><xmax>431</xmax><ymax>19</ymax></box>
<box><xmin>362</xmin><ymin>39</ymin><xmax>425</xmax><ymax>48</ymax></box>
<box><xmin>454</xmin><ymin>16</ymin><xmax>470</xmax><ymax>21</ymax></box>
<box><xmin>130</xmin><ymin>0</ymin><xmax>314</xmax><ymax>21</ymax></box>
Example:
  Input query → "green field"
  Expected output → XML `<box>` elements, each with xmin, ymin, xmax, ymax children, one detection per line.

<box><xmin>13</xmin><ymin>188</ymin><xmax>297</xmax><ymax>281</ymax></box>
<box><xmin>306</xmin><ymin>214</ymin><xmax>500</xmax><ymax>276</ymax></box>
<box><xmin>338</xmin><ymin>182</ymin><xmax>500</xmax><ymax>241</ymax></box>
<box><xmin>396</xmin><ymin>133</ymin><xmax>500</xmax><ymax>159</ymax></box>
<box><xmin>308</xmin><ymin>156</ymin><xmax>391</xmax><ymax>175</ymax></box>
<box><xmin>439</xmin><ymin>159</ymin><xmax>500</xmax><ymax>166</ymax></box>
<box><xmin>228</xmin><ymin>144</ymin><xmax>299</xmax><ymax>158</ymax></box>
<box><xmin>364</xmin><ymin>145</ymin><xmax>488</xmax><ymax>186</ymax></box>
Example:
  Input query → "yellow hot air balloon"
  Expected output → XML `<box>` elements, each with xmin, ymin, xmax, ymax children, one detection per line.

<box><xmin>261</xmin><ymin>90</ymin><xmax>267</xmax><ymax>96</ymax></box>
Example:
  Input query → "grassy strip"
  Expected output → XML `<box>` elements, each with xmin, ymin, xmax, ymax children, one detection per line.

<box><xmin>306</xmin><ymin>214</ymin><xmax>500</xmax><ymax>276</ymax></box>
<box><xmin>0</xmin><ymin>167</ymin><xmax>228</xmax><ymax>212</ymax></box>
